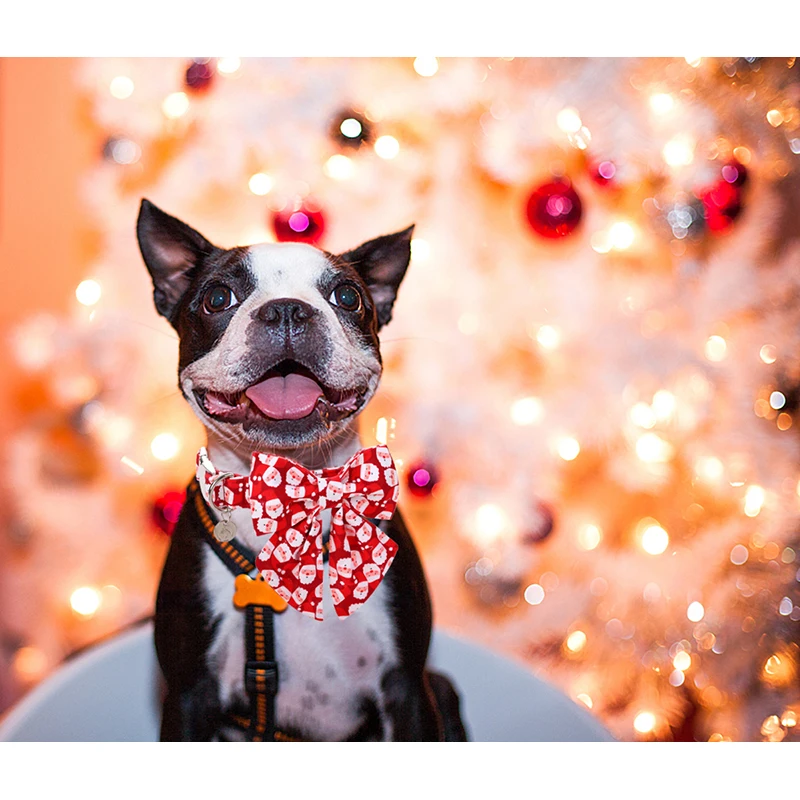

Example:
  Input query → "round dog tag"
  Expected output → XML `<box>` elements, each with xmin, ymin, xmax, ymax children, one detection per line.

<box><xmin>214</xmin><ymin>519</ymin><xmax>237</xmax><ymax>543</ymax></box>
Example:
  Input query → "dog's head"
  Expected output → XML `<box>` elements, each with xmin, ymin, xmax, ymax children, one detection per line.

<box><xmin>136</xmin><ymin>199</ymin><xmax>412</xmax><ymax>454</ymax></box>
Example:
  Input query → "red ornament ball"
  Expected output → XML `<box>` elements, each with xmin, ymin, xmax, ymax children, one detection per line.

<box><xmin>525</xmin><ymin>180</ymin><xmax>583</xmax><ymax>239</ymax></box>
<box><xmin>521</xmin><ymin>500</ymin><xmax>555</xmax><ymax>545</ymax></box>
<box><xmin>271</xmin><ymin>202</ymin><xmax>326</xmax><ymax>245</ymax></box>
<box><xmin>405</xmin><ymin>460</ymin><xmax>439</xmax><ymax>499</ymax></box>
<box><xmin>701</xmin><ymin>181</ymin><xmax>742</xmax><ymax>233</ymax></box>
<box><xmin>151</xmin><ymin>490</ymin><xmax>185</xmax><ymax>535</ymax></box>
<box><xmin>185</xmin><ymin>59</ymin><xmax>215</xmax><ymax>92</ymax></box>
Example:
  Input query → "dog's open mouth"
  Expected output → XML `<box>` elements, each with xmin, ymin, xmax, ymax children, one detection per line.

<box><xmin>195</xmin><ymin>360</ymin><xmax>363</xmax><ymax>425</ymax></box>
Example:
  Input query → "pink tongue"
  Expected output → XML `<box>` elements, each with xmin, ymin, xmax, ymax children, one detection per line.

<box><xmin>245</xmin><ymin>373</ymin><xmax>324</xmax><ymax>420</ymax></box>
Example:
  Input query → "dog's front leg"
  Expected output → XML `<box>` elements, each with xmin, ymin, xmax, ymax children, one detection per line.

<box><xmin>160</xmin><ymin>675</ymin><xmax>223</xmax><ymax>742</ymax></box>
<box><xmin>379</xmin><ymin>667</ymin><xmax>444</xmax><ymax>741</ymax></box>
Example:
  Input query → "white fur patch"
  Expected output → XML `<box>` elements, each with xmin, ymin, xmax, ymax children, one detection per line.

<box><xmin>204</xmin><ymin>503</ymin><xmax>399</xmax><ymax>741</ymax></box>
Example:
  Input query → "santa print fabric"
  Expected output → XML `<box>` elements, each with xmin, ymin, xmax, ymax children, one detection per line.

<box><xmin>196</xmin><ymin>446</ymin><xmax>400</xmax><ymax>620</ymax></box>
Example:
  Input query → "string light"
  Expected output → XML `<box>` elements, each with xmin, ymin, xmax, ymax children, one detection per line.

<box><xmin>374</xmin><ymin>135</ymin><xmax>400</xmax><ymax>159</ymax></box>
<box><xmin>556</xmin><ymin>107</ymin><xmax>582</xmax><ymax>134</ymax></box>
<box><xmin>687</xmin><ymin>601</ymin><xmax>705</xmax><ymax>622</ymax></box>
<box><xmin>70</xmin><ymin>587</ymin><xmax>102</xmax><ymax>618</ymax></box>
<box><xmin>705</xmin><ymin>335</ymin><xmax>727</xmax><ymax>362</ymax></box>
<box><xmin>695</xmin><ymin>455</ymin><xmax>724</xmax><ymax>482</ymax></box>
<box><xmin>649</xmin><ymin>93</ymin><xmax>675</xmax><ymax>115</ymax></box>
<box><xmin>162</xmin><ymin>92</ymin><xmax>190</xmax><ymax>119</ymax></box>
<box><xmin>759</xmin><ymin>344</ymin><xmax>777</xmax><ymax>364</ymax></box>
<box><xmin>564</xmin><ymin>630</ymin><xmax>587</xmax><ymax>654</ymax></box>
<box><xmin>536</xmin><ymin>325</ymin><xmax>561</xmax><ymax>350</ymax></box>
<box><xmin>730</xmin><ymin>544</ymin><xmax>749</xmax><ymax>565</ymax></box>
<box><xmin>577</xmin><ymin>523</ymin><xmax>602</xmax><ymax>551</ymax></box>
<box><xmin>685</xmin><ymin>57</ymin><xmax>702</xmax><ymax>67</ymax></box>
<box><xmin>375</xmin><ymin>417</ymin><xmax>389</xmax><ymax>445</ymax></box>
<box><xmin>630</xmin><ymin>402</ymin><xmax>656</xmax><ymax>429</ymax></box>
<box><xmin>472</xmin><ymin>503</ymin><xmax>511</xmax><ymax>547</ymax></box>
<box><xmin>640</xmin><ymin>521</ymin><xmax>669</xmax><ymax>555</ymax></box>
<box><xmin>109</xmin><ymin>76</ymin><xmax>134</xmax><ymax>99</ymax></box>
<box><xmin>633</xmin><ymin>711</ymin><xmax>657</xmax><ymax>734</ymax></box>
<box><xmin>743</xmin><ymin>485</ymin><xmax>765</xmax><ymax>517</ymax></box>
<box><xmin>151</xmin><ymin>433</ymin><xmax>180</xmax><ymax>461</ymax></box>
<box><xmin>767</xmin><ymin>109</ymin><xmax>785</xmax><ymax>127</ymax></box>
<box><xmin>576</xmin><ymin>693</ymin><xmax>593</xmax><ymax>709</ymax></box>
<box><xmin>662</xmin><ymin>134</ymin><xmax>695</xmax><ymax>167</ymax></box>
<box><xmin>769</xmin><ymin>391</ymin><xmax>786</xmax><ymax>410</ymax></box>
<box><xmin>524</xmin><ymin>584</ymin><xmax>545</xmax><ymax>605</ymax></box>
<box><xmin>248</xmin><ymin>172</ymin><xmax>274</xmax><ymax>195</ymax></box>
<box><xmin>413</xmin><ymin>57</ymin><xmax>439</xmax><ymax>77</ymax></box>
<box><xmin>608</xmin><ymin>221</ymin><xmax>636</xmax><ymax>251</ymax></box>
<box><xmin>323</xmin><ymin>154</ymin><xmax>354</xmax><ymax>180</ymax></box>
<box><xmin>557</xmin><ymin>437</ymin><xmax>580</xmax><ymax>461</ymax></box>
<box><xmin>511</xmin><ymin>396</ymin><xmax>544</xmax><ymax>426</ymax></box>
<box><xmin>636</xmin><ymin>432</ymin><xmax>673</xmax><ymax>463</ymax></box>
<box><xmin>75</xmin><ymin>279</ymin><xmax>102</xmax><ymax>306</ymax></box>
<box><xmin>673</xmin><ymin>651</ymin><xmax>692</xmax><ymax>671</ymax></box>
<box><xmin>651</xmin><ymin>390</ymin><xmax>676</xmax><ymax>420</ymax></box>
<box><xmin>217</xmin><ymin>57</ymin><xmax>241</xmax><ymax>75</ymax></box>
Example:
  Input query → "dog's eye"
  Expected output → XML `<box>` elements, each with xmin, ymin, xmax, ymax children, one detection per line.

<box><xmin>202</xmin><ymin>284</ymin><xmax>238</xmax><ymax>314</ymax></box>
<box><xmin>329</xmin><ymin>283</ymin><xmax>362</xmax><ymax>312</ymax></box>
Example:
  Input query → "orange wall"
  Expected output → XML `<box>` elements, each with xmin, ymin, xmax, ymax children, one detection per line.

<box><xmin>0</xmin><ymin>58</ymin><xmax>94</xmax><ymax>432</ymax></box>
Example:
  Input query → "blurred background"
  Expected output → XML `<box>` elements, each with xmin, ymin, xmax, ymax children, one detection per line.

<box><xmin>1</xmin><ymin>56</ymin><xmax>799</xmax><ymax>742</ymax></box>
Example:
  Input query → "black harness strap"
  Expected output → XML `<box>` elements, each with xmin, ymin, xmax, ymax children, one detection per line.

<box><xmin>189</xmin><ymin>479</ymin><xmax>292</xmax><ymax>742</ymax></box>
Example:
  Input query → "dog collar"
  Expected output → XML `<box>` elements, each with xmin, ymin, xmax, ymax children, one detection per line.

<box><xmin>196</xmin><ymin>445</ymin><xmax>400</xmax><ymax>620</ymax></box>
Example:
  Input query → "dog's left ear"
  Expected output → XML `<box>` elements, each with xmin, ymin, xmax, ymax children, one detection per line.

<box><xmin>338</xmin><ymin>225</ymin><xmax>414</xmax><ymax>329</ymax></box>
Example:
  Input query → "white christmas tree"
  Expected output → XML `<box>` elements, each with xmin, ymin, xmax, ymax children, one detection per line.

<box><xmin>3</xmin><ymin>56</ymin><xmax>800</xmax><ymax>741</ymax></box>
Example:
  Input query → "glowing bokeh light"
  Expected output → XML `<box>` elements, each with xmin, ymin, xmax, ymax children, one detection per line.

<box><xmin>162</xmin><ymin>92</ymin><xmax>190</xmax><ymax>119</ymax></box>
<box><xmin>76</xmin><ymin>279</ymin><xmax>102</xmax><ymax>307</ymax></box>
<box><xmin>578</xmin><ymin>523</ymin><xmax>602</xmax><ymax>551</ymax></box>
<box><xmin>511</xmin><ymin>396</ymin><xmax>544</xmax><ymax>426</ymax></box>
<box><xmin>649</xmin><ymin>93</ymin><xmax>675</xmax><ymax>115</ymax></box>
<box><xmin>374</xmin><ymin>135</ymin><xmax>400</xmax><ymax>159</ymax></box>
<box><xmin>524</xmin><ymin>584</ymin><xmax>545</xmax><ymax>605</ymax></box>
<box><xmin>687</xmin><ymin>601</ymin><xmax>705</xmax><ymax>622</ymax></box>
<box><xmin>70</xmin><ymin>586</ymin><xmax>102</xmax><ymax>617</ymax></box>
<box><xmin>641</xmin><ymin>523</ymin><xmax>669</xmax><ymax>555</ymax></box>
<box><xmin>663</xmin><ymin>135</ymin><xmax>695</xmax><ymax>167</ymax></box>
<box><xmin>413</xmin><ymin>57</ymin><xmax>439</xmax><ymax>77</ymax></box>
<box><xmin>323</xmin><ymin>154</ymin><xmax>355</xmax><ymax>181</ymax></box>
<box><xmin>705</xmin><ymin>335</ymin><xmax>727</xmax><ymax>362</ymax></box>
<box><xmin>557</xmin><ymin>107</ymin><xmax>582</xmax><ymax>134</ymax></box>
<box><xmin>109</xmin><ymin>76</ymin><xmax>134</xmax><ymax>99</ymax></box>
<box><xmin>633</xmin><ymin>711</ymin><xmax>656</xmax><ymax>734</ymax></box>
<box><xmin>536</xmin><ymin>325</ymin><xmax>561</xmax><ymax>350</ymax></box>
<box><xmin>151</xmin><ymin>433</ymin><xmax>180</xmax><ymax>461</ymax></box>
<box><xmin>248</xmin><ymin>173</ymin><xmax>274</xmax><ymax>195</ymax></box>
<box><xmin>744</xmin><ymin>485</ymin><xmax>765</xmax><ymax>517</ymax></box>
<box><xmin>557</xmin><ymin>437</ymin><xmax>580</xmax><ymax>461</ymax></box>
<box><xmin>217</xmin><ymin>57</ymin><xmax>241</xmax><ymax>74</ymax></box>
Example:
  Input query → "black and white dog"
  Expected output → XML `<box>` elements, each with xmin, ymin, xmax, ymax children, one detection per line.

<box><xmin>136</xmin><ymin>199</ymin><xmax>467</xmax><ymax>741</ymax></box>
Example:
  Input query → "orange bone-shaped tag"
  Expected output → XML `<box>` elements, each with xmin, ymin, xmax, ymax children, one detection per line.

<box><xmin>233</xmin><ymin>574</ymin><xmax>288</xmax><ymax>612</ymax></box>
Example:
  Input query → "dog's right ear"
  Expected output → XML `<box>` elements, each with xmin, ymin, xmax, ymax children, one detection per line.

<box><xmin>136</xmin><ymin>199</ymin><xmax>218</xmax><ymax>324</ymax></box>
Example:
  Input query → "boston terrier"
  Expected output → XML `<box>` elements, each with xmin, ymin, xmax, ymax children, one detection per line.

<box><xmin>136</xmin><ymin>199</ymin><xmax>467</xmax><ymax>741</ymax></box>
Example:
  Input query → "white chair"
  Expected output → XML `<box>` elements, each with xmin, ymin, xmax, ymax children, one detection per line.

<box><xmin>0</xmin><ymin>620</ymin><xmax>614</xmax><ymax>742</ymax></box>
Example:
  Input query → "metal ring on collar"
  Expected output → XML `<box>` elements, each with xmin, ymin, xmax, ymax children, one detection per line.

<box><xmin>207</xmin><ymin>471</ymin><xmax>236</xmax><ymax>511</ymax></box>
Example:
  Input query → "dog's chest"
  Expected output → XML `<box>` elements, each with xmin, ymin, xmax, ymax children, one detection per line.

<box><xmin>202</xmin><ymin>509</ymin><xmax>398</xmax><ymax>741</ymax></box>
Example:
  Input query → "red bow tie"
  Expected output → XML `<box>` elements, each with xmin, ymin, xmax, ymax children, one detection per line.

<box><xmin>196</xmin><ymin>446</ymin><xmax>400</xmax><ymax>620</ymax></box>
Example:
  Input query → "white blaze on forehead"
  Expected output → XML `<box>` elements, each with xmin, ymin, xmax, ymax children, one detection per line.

<box><xmin>247</xmin><ymin>242</ymin><xmax>332</xmax><ymax>306</ymax></box>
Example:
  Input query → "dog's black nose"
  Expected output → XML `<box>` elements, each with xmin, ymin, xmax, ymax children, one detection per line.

<box><xmin>256</xmin><ymin>298</ymin><xmax>316</xmax><ymax>331</ymax></box>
